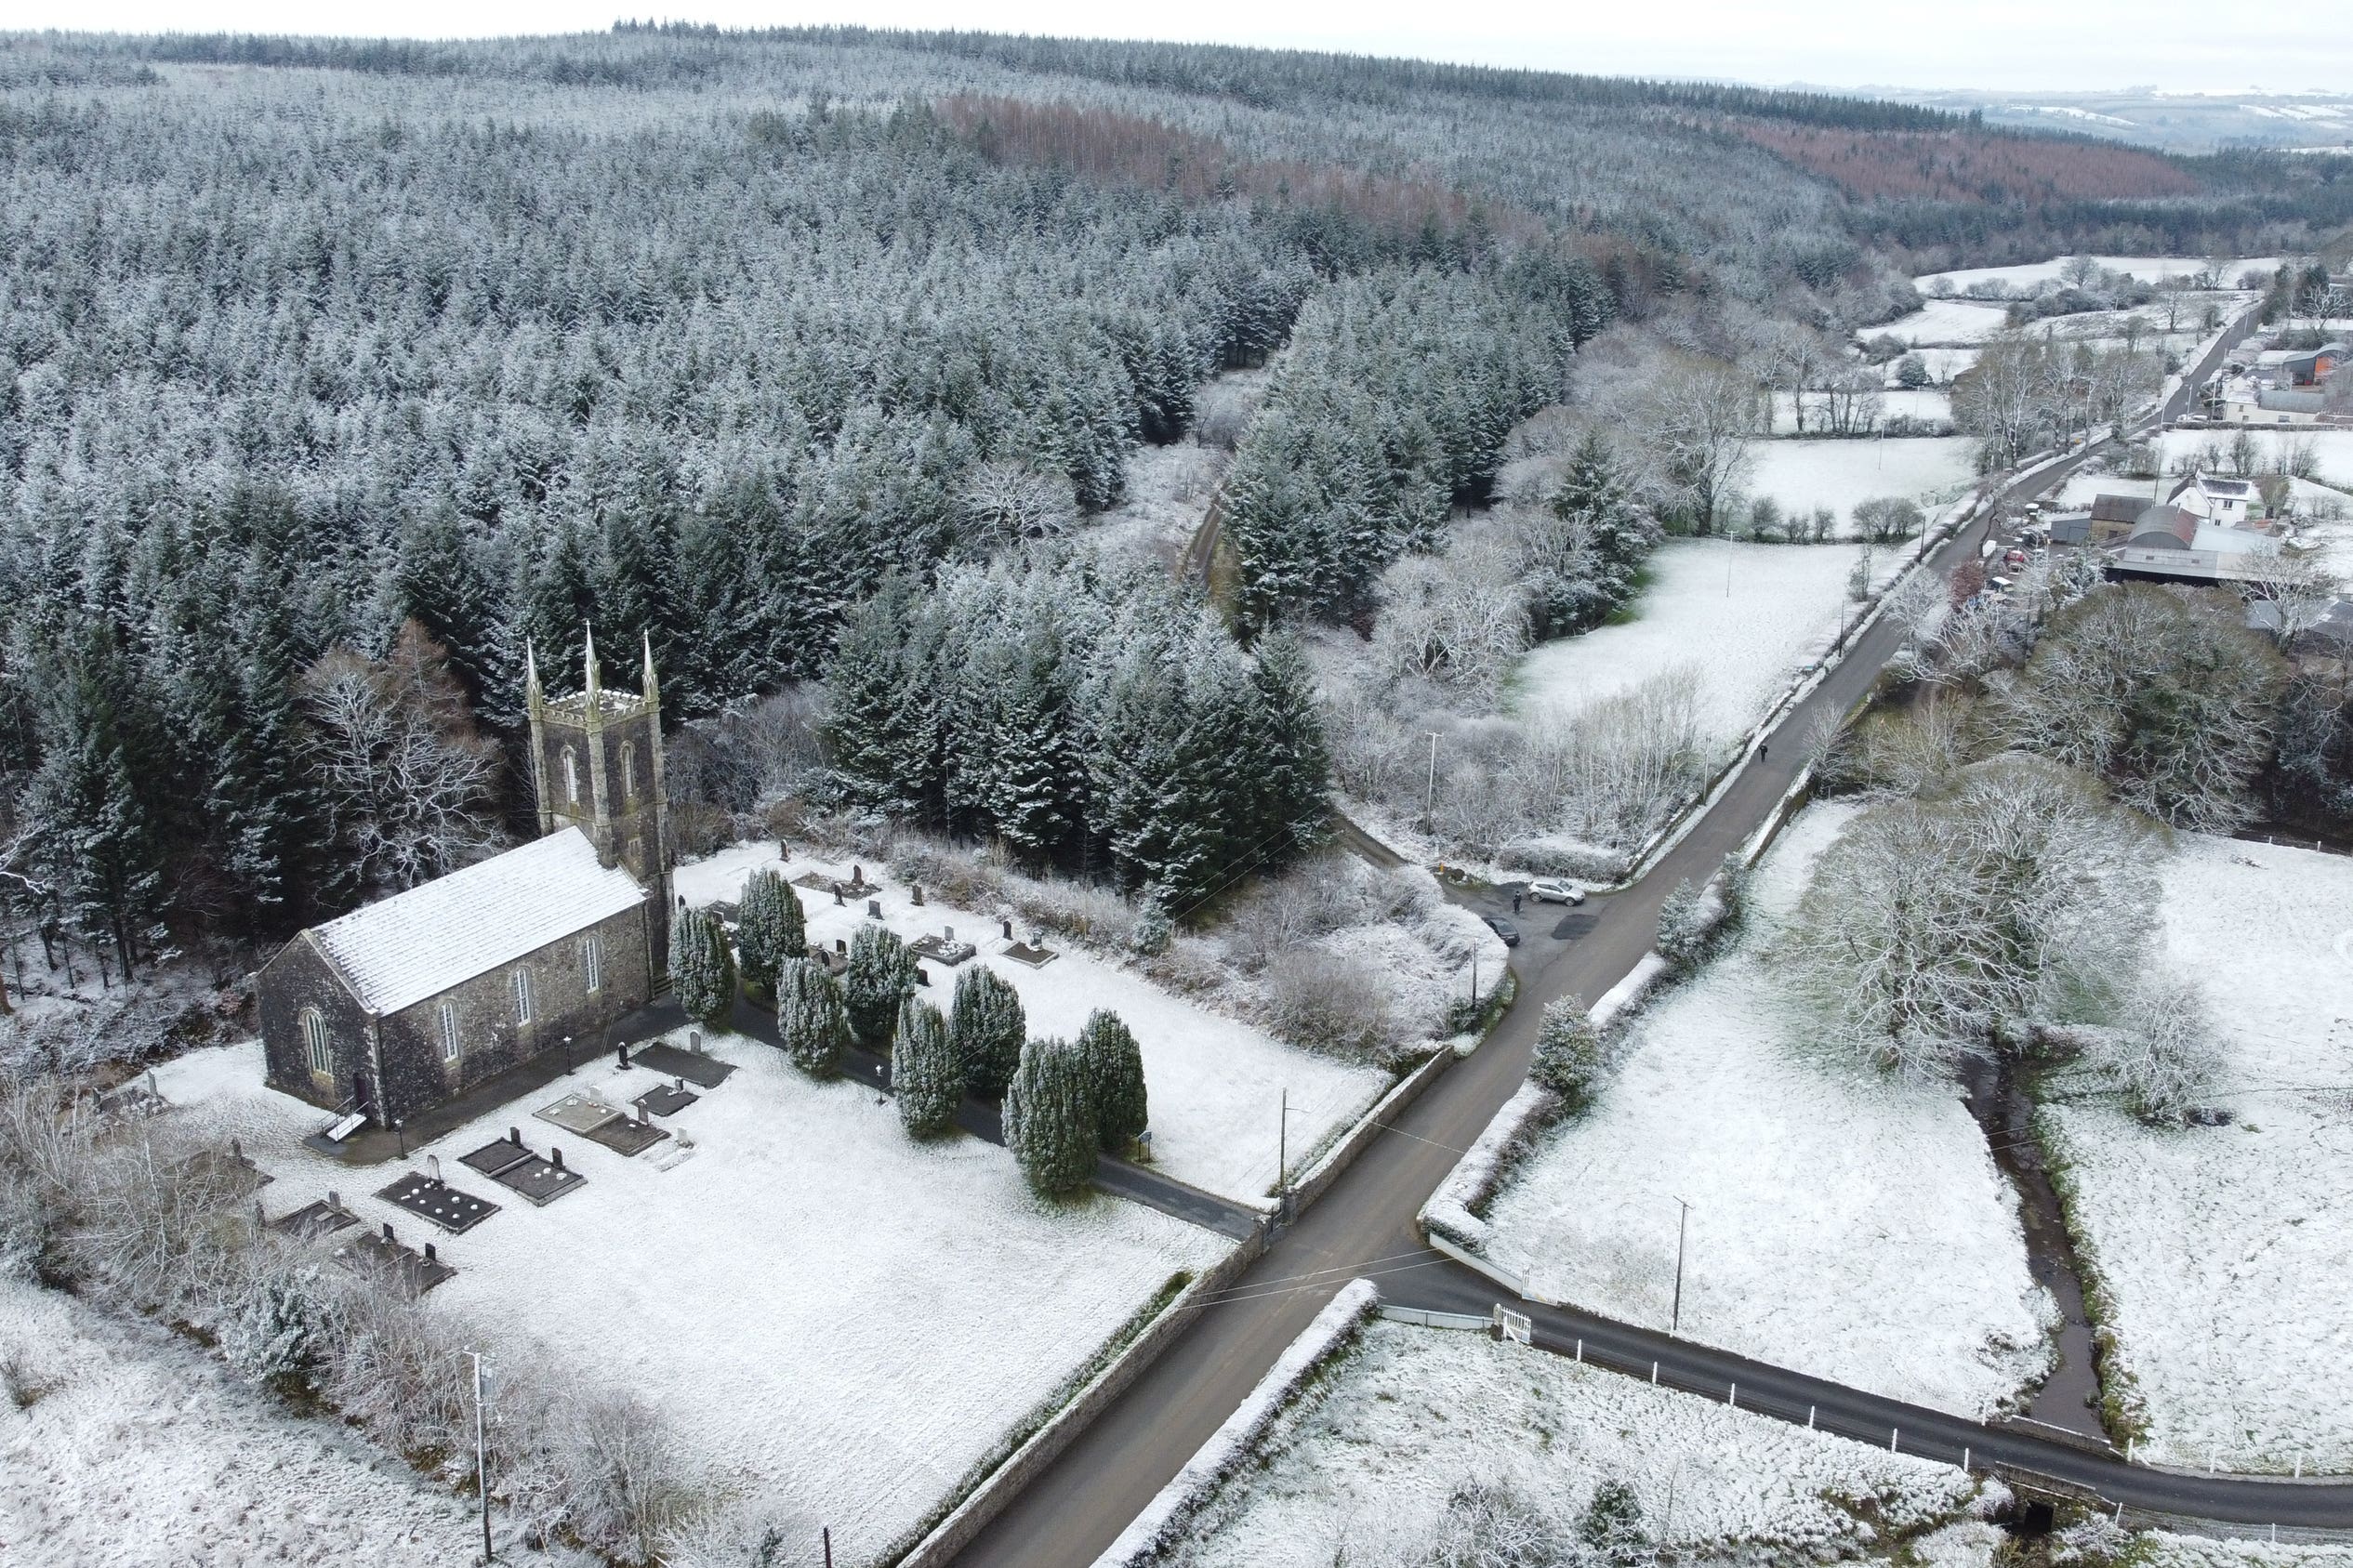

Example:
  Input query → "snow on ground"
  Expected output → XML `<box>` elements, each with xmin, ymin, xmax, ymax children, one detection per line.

<box><xmin>1481</xmin><ymin>802</ymin><xmax>2054</xmax><ymax>1417</ymax></box>
<box><xmin>1509</xmin><ymin>536</ymin><xmax>1867</xmax><ymax>751</ymax></box>
<box><xmin>1085</xmin><ymin>439</ymin><xmax>1225</xmax><ymax>567</ymax></box>
<box><xmin>1745</xmin><ymin>435</ymin><xmax>1976</xmax><ymax>521</ymax></box>
<box><xmin>676</xmin><ymin>843</ymin><xmax>1389</xmax><ymax>1202</ymax></box>
<box><xmin>1157</xmin><ymin>1318</ymin><xmax>1989</xmax><ymax>1568</ymax></box>
<box><xmin>2161</xmin><ymin>428</ymin><xmax>2353</xmax><ymax>489</ymax></box>
<box><xmin>1871</xmin><ymin>298</ymin><xmax>2013</xmax><ymax>347</ymax></box>
<box><xmin>0</xmin><ymin>1273</ymin><xmax>552</xmax><ymax>1568</ymax></box>
<box><xmin>2041</xmin><ymin>836</ymin><xmax>2353</xmax><ymax>1472</ymax></box>
<box><xmin>152</xmin><ymin>1036</ymin><xmax>1228</xmax><ymax>1562</ymax></box>
<box><xmin>1769</xmin><ymin>388</ymin><xmax>1952</xmax><ymax>431</ymax></box>
<box><xmin>1914</xmin><ymin>257</ymin><xmax>2280</xmax><ymax>294</ymax></box>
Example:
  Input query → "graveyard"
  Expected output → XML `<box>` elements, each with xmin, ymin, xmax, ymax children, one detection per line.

<box><xmin>151</xmin><ymin>1019</ymin><xmax>1231</xmax><ymax>1559</ymax></box>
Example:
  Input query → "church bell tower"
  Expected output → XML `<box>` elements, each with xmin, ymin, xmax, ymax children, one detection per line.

<box><xmin>526</xmin><ymin>626</ymin><xmax>672</xmax><ymax>963</ymax></box>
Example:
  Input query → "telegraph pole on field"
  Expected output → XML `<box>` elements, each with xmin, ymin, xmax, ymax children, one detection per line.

<box><xmin>467</xmin><ymin>1351</ymin><xmax>494</xmax><ymax>1563</ymax></box>
<box><xmin>1422</xmin><ymin>733</ymin><xmax>1440</xmax><ymax>832</ymax></box>
<box><xmin>1671</xmin><ymin>1197</ymin><xmax>1693</xmax><ymax>1335</ymax></box>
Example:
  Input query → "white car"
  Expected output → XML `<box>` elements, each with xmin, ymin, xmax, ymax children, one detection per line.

<box><xmin>1526</xmin><ymin>878</ymin><xmax>1586</xmax><ymax>905</ymax></box>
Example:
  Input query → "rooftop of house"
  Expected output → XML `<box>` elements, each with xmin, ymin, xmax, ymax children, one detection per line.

<box><xmin>2091</xmin><ymin>493</ymin><xmax>2152</xmax><ymax>523</ymax></box>
<box><xmin>2175</xmin><ymin>472</ymin><xmax>2255</xmax><ymax>499</ymax></box>
<box><xmin>307</xmin><ymin>827</ymin><xmax>648</xmax><ymax>1015</ymax></box>
<box><xmin>2260</xmin><ymin>388</ymin><xmax>2330</xmax><ymax>414</ymax></box>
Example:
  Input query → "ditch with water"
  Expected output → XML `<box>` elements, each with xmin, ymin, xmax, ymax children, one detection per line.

<box><xmin>1962</xmin><ymin>1055</ymin><xmax>2112</xmax><ymax>1443</ymax></box>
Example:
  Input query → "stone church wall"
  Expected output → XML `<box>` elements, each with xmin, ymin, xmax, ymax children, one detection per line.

<box><xmin>257</xmin><ymin>937</ymin><xmax>373</xmax><ymax>1114</ymax></box>
<box><xmin>374</xmin><ymin>898</ymin><xmax>655</xmax><ymax>1126</ymax></box>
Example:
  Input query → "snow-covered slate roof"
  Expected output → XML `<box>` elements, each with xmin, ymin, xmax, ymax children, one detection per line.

<box><xmin>309</xmin><ymin>828</ymin><xmax>647</xmax><ymax>1015</ymax></box>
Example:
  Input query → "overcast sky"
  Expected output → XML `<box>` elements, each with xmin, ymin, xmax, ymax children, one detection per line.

<box><xmin>4</xmin><ymin>0</ymin><xmax>2345</xmax><ymax>97</ymax></box>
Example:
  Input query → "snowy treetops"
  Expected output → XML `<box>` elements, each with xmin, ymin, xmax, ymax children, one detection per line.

<box><xmin>1785</xmin><ymin>752</ymin><xmax>2162</xmax><ymax>1081</ymax></box>
<box><xmin>822</xmin><ymin>551</ymin><xmax>1328</xmax><ymax>909</ymax></box>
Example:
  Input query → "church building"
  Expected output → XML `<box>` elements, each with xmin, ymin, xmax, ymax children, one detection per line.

<box><xmin>258</xmin><ymin>631</ymin><xmax>673</xmax><ymax>1128</ymax></box>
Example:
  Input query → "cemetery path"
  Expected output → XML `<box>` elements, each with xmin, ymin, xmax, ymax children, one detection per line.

<box><xmin>944</xmin><ymin>353</ymin><xmax>2282</xmax><ymax>1565</ymax></box>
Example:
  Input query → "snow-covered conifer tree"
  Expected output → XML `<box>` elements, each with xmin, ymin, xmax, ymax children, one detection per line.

<box><xmin>891</xmin><ymin>995</ymin><xmax>962</xmax><ymax>1139</ymax></box>
<box><xmin>734</xmin><ymin>868</ymin><xmax>804</xmax><ymax>995</ymax></box>
<box><xmin>947</xmin><ymin>965</ymin><xmax>1026</xmax><ymax>1099</ymax></box>
<box><xmin>843</xmin><ymin>923</ymin><xmax>918</xmax><ymax>1049</ymax></box>
<box><xmin>1077</xmin><ymin>1008</ymin><xmax>1148</xmax><ymax>1153</ymax></box>
<box><xmin>1529</xmin><ymin>996</ymin><xmax>1606</xmax><ymax>1113</ymax></box>
<box><xmin>669</xmin><ymin>906</ymin><xmax>736</xmax><ymax>1029</ymax></box>
<box><xmin>1002</xmin><ymin>1035</ymin><xmax>1098</xmax><ymax>1197</ymax></box>
<box><xmin>774</xmin><ymin>957</ymin><xmax>849</xmax><ymax>1077</ymax></box>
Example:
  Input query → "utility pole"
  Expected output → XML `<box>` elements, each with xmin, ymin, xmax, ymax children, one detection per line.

<box><xmin>823</xmin><ymin>1527</ymin><xmax>833</xmax><ymax>1568</ymax></box>
<box><xmin>1276</xmin><ymin>1088</ymin><xmax>1308</xmax><ymax>1219</ymax></box>
<box><xmin>1422</xmin><ymin>733</ymin><xmax>1440</xmax><ymax>832</ymax></box>
<box><xmin>1671</xmin><ymin>1197</ymin><xmax>1693</xmax><ymax>1335</ymax></box>
<box><xmin>467</xmin><ymin>1351</ymin><xmax>494</xmax><ymax>1564</ymax></box>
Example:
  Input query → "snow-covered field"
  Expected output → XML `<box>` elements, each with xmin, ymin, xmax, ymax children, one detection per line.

<box><xmin>152</xmin><ymin>1036</ymin><xmax>1228</xmax><ymax>1561</ymax></box>
<box><xmin>1745</xmin><ymin>435</ymin><xmax>1976</xmax><ymax>520</ymax></box>
<box><xmin>676</xmin><ymin>843</ymin><xmax>1390</xmax><ymax>1202</ymax></box>
<box><xmin>2161</xmin><ymin>428</ymin><xmax>2353</xmax><ymax>489</ymax></box>
<box><xmin>1871</xmin><ymin>298</ymin><xmax>2013</xmax><ymax>347</ymax></box>
<box><xmin>1914</xmin><ymin>256</ymin><xmax>2280</xmax><ymax>294</ymax></box>
<box><xmin>1481</xmin><ymin>803</ymin><xmax>2054</xmax><ymax>1417</ymax></box>
<box><xmin>1157</xmin><ymin>1317</ymin><xmax>1990</xmax><ymax>1568</ymax></box>
<box><xmin>1768</xmin><ymin>388</ymin><xmax>1952</xmax><ymax>431</ymax></box>
<box><xmin>0</xmin><ymin>1273</ymin><xmax>549</xmax><ymax>1567</ymax></box>
<box><xmin>2042</xmin><ymin>836</ymin><xmax>2353</xmax><ymax>1472</ymax></box>
<box><xmin>1509</xmin><ymin>537</ymin><xmax>1867</xmax><ymax>750</ymax></box>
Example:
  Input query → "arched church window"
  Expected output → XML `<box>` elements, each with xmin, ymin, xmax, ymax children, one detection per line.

<box><xmin>562</xmin><ymin>746</ymin><xmax>580</xmax><ymax>807</ymax></box>
<box><xmin>298</xmin><ymin>1007</ymin><xmax>332</xmax><ymax>1076</ymax></box>
<box><xmin>621</xmin><ymin>743</ymin><xmax>636</xmax><ymax>802</ymax></box>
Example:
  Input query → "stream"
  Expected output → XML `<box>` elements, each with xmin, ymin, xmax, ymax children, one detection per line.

<box><xmin>1962</xmin><ymin>1055</ymin><xmax>2112</xmax><ymax>1442</ymax></box>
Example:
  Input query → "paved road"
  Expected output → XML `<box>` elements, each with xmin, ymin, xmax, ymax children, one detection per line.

<box><xmin>1390</xmin><ymin>1267</ymin><xmax>2353</xmax><ymax>1530</ymax></box>
<box><xmin>950</xmin><ymin>330</ymin><xmax>2269</xmax><ymax>1567</ymax></box>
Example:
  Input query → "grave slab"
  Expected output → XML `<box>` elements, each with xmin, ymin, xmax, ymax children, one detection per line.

<box><xmin>535</xmin><ymin>1091</ymin><xmax>624</xmax><ymax>1137</ymax></box>
<box><xmin>631</xmin><ymin>1041</ymin><xmax>735</xmax><ymax>1088</ymax></box>
<box><xmin>584</xmin><ymin>1115</ymin><xmax>669</xmax><ymax>1156</ymax></box>
<box><xmin>633</xmin><ymin>1081</ymin><xmax>700</xmax><ymax>1117</ymax></box>
<box><xmin>375</xmin><ymin>1170</ymin><xmax>500</xmax><ymax>1234</ymax></box>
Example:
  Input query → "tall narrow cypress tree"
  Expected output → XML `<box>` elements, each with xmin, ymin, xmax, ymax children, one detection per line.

<box><xmin>1077</xmin><ymin>1008</ymin><xmax>1148</xmax><ymax>1153</ymax></box>
<box><xmin>892</xmin><ymin>996</ymin><xmax>961</xmax><ymax>1139</ymax></box>
<box><xmin>844</xmin><ymin>923</ymin><xmax>917</xmax><ymax>1049</ymax></box>
<box><xmin>775</xmin><ymin>957</ymin><xmax>849</xmax><ymax>1077</ymax></box>
<box><xmin>1004</xmin><ymin>1034</ymin><xmax>1098</xmax><ymax>1198</ymax></box>
<box><xmin>734</xmin><ymin>868</ymin><xmax>805</xmax><ymax>995</ymax></box>
<box><xmin>947</xmin><ymin>964</ymin><xmax>1026</xmax><ymax>1100</ymax></box>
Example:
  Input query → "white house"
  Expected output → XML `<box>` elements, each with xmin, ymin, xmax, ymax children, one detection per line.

<box><xmin>2167</xmin><ymin>471</ymin><xmax>2259</xmax><ymax>522</ymax></box>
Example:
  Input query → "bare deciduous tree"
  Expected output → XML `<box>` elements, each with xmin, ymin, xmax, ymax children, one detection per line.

<box><xmin>300</xmin><ymin>622</ymin><xmax>506</xmax><ymax>895</ymax></box>
<box><xmin>1628</xmin><ymin>359</ymin><xmax>1762</xmax><ymax>534</ymax></box>
<box><xmin>1785</xmin><ymin>754</ymin><xmax>2156</xmax><ymax>1080</ymax></box>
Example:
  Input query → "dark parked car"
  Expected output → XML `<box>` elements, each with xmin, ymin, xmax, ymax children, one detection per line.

<box><xmin>1483</xmin><ymin>915</ymin><xmax>1521</xmax><ymax>947</ymax></box>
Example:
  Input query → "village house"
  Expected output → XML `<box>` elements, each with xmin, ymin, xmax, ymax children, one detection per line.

<box><xmin>258</xmin><ymin>631</ymin><xmax>673</xmax><ymax>1130</ymax></box>
<box><xmin>2168</xmin><ymin>470</ymin><xmax>2260</xmax><ymax>523</ymax></box>
<box><xmin>2222</xmin><ymin>382</ymin><xmax>2333</xmax><ymax>425</ymax></box>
